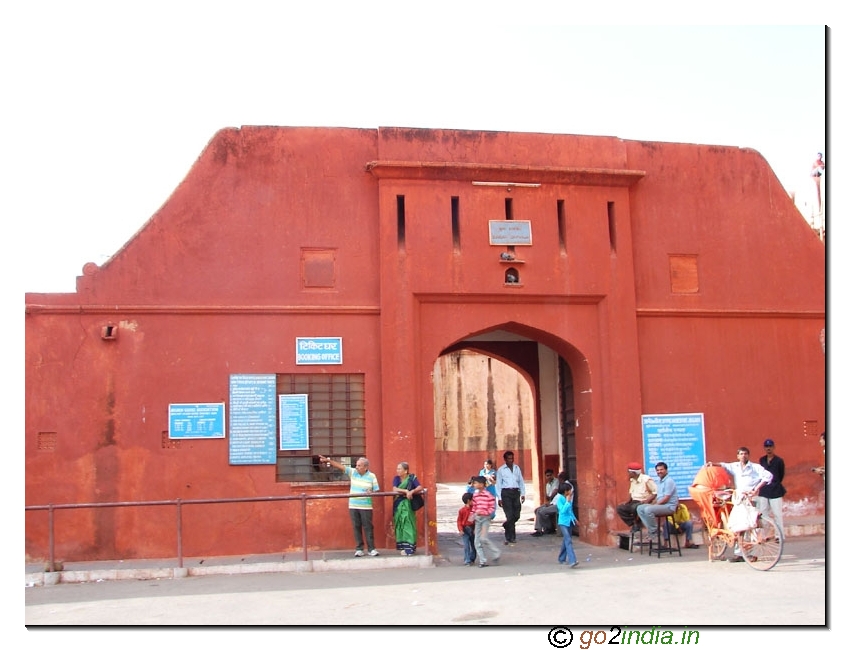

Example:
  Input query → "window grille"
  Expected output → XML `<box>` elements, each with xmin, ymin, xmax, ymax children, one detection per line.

<box><xmin>275</xmin><ymin>374</ymin><xmax>366</xmax><ymax>482</ymax></box>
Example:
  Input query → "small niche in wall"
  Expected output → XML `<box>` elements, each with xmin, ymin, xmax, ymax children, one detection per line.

<box><xmin>452</xmin><ymin>196</ymin><xmax>460</xmax><ymax>249</ymax></box>
<box><xmin>101</xmin><ymin>324</ymin><xmax>118</xmax><ymax>340</ymax></box>
<box><xmin>397</xmin><ymin>195</ymin><xmax>406</xmax><ymax>249</ymax></box>
<box><xmin>301</xmin><ymin>248</ymin><xmax>337</xmax><ymax>289</ymax></box>
<box><xmin>803</xmin><ymin>420</ymin><xmax>820</xmax><ymax>438</ymax></box>
<box><xmin>37</xmin><ymin>432</ymin><xmax>57</xmax><ymax>452</ymax></box>
<box><xmin>504</xmin><ymin>267</ymin><xmax>521</xmax><ymax>285</ymax></box>
<box><xmin>669</xmin><ymin>254</ymin><xmax>699</xmax><ymax>294</ymax></box>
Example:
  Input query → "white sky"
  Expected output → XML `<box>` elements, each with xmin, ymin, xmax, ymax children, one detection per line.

<box><xmin>7</xmin><ymin>5</ymin><xmax>839</xmax><ymax>642</ymax></box>
<box><xmin>3</xmin><ymin>9</ymin><xmax>831</xmax><ymax>295</ymax></box>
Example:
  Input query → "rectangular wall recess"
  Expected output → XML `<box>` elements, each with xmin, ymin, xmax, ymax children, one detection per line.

<box><xmin>607</xmin><ymin>201</ymin><xmax>617</xmax><ymax>252</ymax></box>
<box><xmin>669</xmin><ymin>254</ymin><xmax>700</xmax><ymax>294</ymax></box>
<box><xmin>397</xmin><ymin>195</ymin><xmax>406</xmax><ymax>249</ymax></box>
<box><xmin>557</xmin><ymin>199</ymin><xmax>566</xmax><ymax>253</ymax></box>
<box><xmin>451</xmin><ymin>196</ymin><xmax>460</xmax><ymax>249</ymax></box>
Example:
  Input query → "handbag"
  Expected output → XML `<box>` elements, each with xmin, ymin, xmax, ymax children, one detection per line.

<box><xmin>411</xmin><ymin>492</ymin><xmax>425</xmax><ymax>511</ymax></box>
<box><xmin>406</xmin><ymin>474</ymin><xmax>425</xmax><ymax>511</ymax></box>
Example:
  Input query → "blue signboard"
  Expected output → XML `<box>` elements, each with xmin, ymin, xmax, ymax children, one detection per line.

<box><xmin>296</xmin><ymin>337</ymin><xmax>343</xmax><ymax>365</ymax></box>
<box><xmin>229</xmin><ymin>374</ymin><xmax>277</xmax><ymax>465</ymax></box>
<box><xmin>489</xmin><ymin>220</ymin><xmax>533</xmax><ymax>245</ymax></box>
<box><xmin>279</xmin><ymin>394</ymin><xmax>310</xmax><ymax>451</ymax></box>
<box><xmin>641</xmin><ymin>413</ymin><xmax>706</xmax><ymax>500</ymax></box>
<box><xmin>169</xmin><ymin>403</ymin><xmax>225</xmax><ymax>439</ymax></box>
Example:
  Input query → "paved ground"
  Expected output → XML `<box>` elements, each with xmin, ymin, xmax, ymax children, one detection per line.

<box><xmin>24</xmin><ymin>483</ymin><xmax>828</xmax><ymax>634</ymax></box>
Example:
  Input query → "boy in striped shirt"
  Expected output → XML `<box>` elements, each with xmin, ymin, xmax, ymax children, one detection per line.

<box><xmin>470</xmin><ymin>475</ymin><xmax>501</xmax><ymax>567</ymax></box>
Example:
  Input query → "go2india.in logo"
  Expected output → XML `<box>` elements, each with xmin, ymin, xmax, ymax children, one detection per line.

<box><xmin>548</xmin><ymin>626</ymin><xmax>700</xmax><ymax>648</ymax></box>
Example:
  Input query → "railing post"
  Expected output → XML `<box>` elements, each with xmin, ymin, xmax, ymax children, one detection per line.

<box><xmin>48</xmin><ymin>504</ymin><xmax>55</xmax><ymax>573</ymax></box>
<box><xmin>176</xmin><ymin>499</ymin><xmax>183</xmax><ymax>568</ymax></box>
<box><xmin>301</xmin><ymin>494</ymin><xmax>308</xmax><ymax>561</ymax></box>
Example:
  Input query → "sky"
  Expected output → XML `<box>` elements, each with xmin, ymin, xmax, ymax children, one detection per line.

<box><xmin>3</xmin><ymin>10</ymin><xmax>830</xmax><ymax>295</ymax></box>
<box><xmin>7</xmin><ymin>4</ymin><xmax>836</xmax><ymax>643</ymax></box>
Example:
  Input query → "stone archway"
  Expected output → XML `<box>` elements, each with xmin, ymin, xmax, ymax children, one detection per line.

<box><xmin>428</xmin><ymin>327</ymin><xmax>596</xmax><ymax>541</ymax></box>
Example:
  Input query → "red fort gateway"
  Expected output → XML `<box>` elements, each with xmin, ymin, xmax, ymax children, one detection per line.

<box><xmin>25</xmin><ymin>126</ymin><xmax>825</xmax><ymax>562</ymax></box>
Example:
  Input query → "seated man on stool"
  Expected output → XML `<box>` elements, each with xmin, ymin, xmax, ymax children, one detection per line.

<box><xmin>664</xmin><ymin>502</ymin><xmax>699</xmax><ymax>549</ymax></box>
<box><xmin>636</xmin><ymin>461</ymin><xmax>678</xmax><ymax>544</ymax></box>
<box><xmin>616</xmin><ymin>462</ymin><xmax>657</xmax><ymax>531</ymax></box>
<box><xmin>531</xmin><ymin>469</ymin><xmax>562</xmax><ymax>537</ymax></box>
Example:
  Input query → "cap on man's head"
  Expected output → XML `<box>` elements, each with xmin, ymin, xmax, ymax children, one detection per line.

<box><xmin>627</xmin><ymin>462</ymin><xmax>642</xmax><ymax>471</ymax></box>
<box><xmin>763</xmin><ymin>439</ymin><xmax>775</xmax><ymax>447</ymax></box>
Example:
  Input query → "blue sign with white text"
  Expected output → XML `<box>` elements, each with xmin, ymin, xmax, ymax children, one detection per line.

<box><xmin>229</xmin><ymin>374</ymin><xmax>277</xmax><ymax>465</ymax></box>
<box><xmin>296</xmin><ymin>337</ymin><xmax>343</xmax><ymax>365</ymax></box>
<box><xmin>169</xmin><ymin>403</ymin><xmax>226</xmax><ymax>439</ymax></box>
<box><xmin>641</xmin><ymin>413</ymin><xmax>706</xmax><ymax>500</ymax></box>
<box><xmin>279</xmin><ymin>394</ymin><xmax>310</xmax><ymax>451</ymax></box>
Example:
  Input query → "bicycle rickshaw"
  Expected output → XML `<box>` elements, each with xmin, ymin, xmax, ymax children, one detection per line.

<box><xmin>688</xmin><ymin>465</ymin><xmax>783</xmax><ymax>571</ymax></box>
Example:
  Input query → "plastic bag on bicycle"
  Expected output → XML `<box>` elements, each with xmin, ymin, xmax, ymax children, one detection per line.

<box><xmin>727</xmin><ymin>498</ymin><xmax>759</xmax><ymax>532</ymax></box>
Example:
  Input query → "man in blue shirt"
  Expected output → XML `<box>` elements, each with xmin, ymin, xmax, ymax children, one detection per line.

<box><xmin>636</xmin><ymin>461</ymin><xmax>678</xmax><ymax>541</ymax></box>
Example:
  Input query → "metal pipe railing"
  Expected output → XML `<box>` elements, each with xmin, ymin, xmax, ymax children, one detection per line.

<box><xmin>26</xmin><ymin>490</ymin><xmax>429</xmax><ymax>571</ymax></box>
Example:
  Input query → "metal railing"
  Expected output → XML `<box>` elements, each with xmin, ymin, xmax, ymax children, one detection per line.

<box><xmin>26</xmin><ymin>490</ymin><xmax>430</xmax><ymax>572</ymax></box>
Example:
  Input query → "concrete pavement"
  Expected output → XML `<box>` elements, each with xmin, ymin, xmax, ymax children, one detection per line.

<box><xmin>25</xmin><ymin>482</ymin><xmax>825</xmax><ymax>586</ymax></box>
<box><xmin>24</xmin><ymin>483</ymin><xmax>827</xmax><ymax>627</ymax></box>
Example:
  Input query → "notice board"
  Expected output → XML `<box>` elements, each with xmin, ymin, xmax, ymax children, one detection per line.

<box><xmin>279</xmin><ymin>394</ymin><xmax>309</xmax><ymax>451</ymax></box>
<box><xmin>168</xmin><ymin>403</ymin><xmax>225</xmax><ymax>439</ymax></box>
<box><xmin>229</xmin><ymin>374</ymin><xmax>277</xmax><ymax>465</ymax></box>
<box><xmin>641</xmin><ymin>413</ymin><xmax>706</xmax><ymax>500</ymax></box>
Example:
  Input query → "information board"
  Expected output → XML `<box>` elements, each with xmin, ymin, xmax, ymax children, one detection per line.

<box><xmin>296</xmin><ymin>337</ymin><xmax>343</xmax><ymax>365</ymax></box>
<box><xmin>489</xmin><ymin>220</ymin><xmax>533</xmax><ymax>245</ymax></box>
<box><xmin>641</xmin><ymin>412</ymin><xmax>706</xmax><ymax>500</ymax></box>
<box><xmin>229</xmin><ymin>374</ymin><xmax>277</xmax><ymax>465</ymax></box>
<box><xmin>279</xmin><ymin>394</ymin><xmax>309</xmax><ymax>451</ymax></box>
<box><xmin>168</xmin><ymin>403</ymin><xmax>225</xmax><ymax>439</ymax></box>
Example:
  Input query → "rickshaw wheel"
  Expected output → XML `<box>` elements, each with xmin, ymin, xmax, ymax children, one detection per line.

<box><xmin>708</xmin><ymin>534</ymin><xmax>727</xmax><ymax>561</ymax></box>
<box><xmin>740</xmin><ymin>517</ymin><xmax>783</xmax><ymax>571</ymax></box>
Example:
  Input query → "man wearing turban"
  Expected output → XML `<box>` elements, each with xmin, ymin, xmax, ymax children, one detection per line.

<box><xmin>616</xmin><ymin>462</ymin><xmax>657</xmax><ymax>531</ymax></box>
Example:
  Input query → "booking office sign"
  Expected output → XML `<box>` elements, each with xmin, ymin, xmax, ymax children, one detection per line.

<box><xmin>284</xmin><ymin>337</ymin><xmax>344</xmax><ymax>451</ymax></box>
<box><xmin>641</xmin><ymin>413</ymin><xmax>706</xmax><ymax>500</ymax></box>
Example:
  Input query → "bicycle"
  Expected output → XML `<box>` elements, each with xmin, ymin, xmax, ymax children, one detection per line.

<box><xmin>694</xmin><ymin>487</ymin><xmax>783</xmax><ymax>571</ymax></box>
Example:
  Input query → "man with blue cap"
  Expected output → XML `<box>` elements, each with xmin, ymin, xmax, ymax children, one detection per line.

<box><xmin>757</xmin><ymin>439</ymin><xmax>786</xmax><ymax>539</ymax></box>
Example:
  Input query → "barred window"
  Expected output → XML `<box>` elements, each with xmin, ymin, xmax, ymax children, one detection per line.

<box><xmin>276</xmin><ymin>374</ymin><xmax>366</xmax><ymax>482</ymax></box>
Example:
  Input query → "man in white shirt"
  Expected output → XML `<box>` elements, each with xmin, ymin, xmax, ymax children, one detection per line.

<box><xmin>707</xmin><ymin>447</ymin><xmax>773</xmax><ymax>562</ymax></box>
<box><xmin>531</xmin><ymin>469</ymin><xmax>560</xmax><ymax>537</ymax></box>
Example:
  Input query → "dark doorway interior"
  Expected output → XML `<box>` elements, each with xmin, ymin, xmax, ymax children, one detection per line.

<box><xmin>559</xmin><ymin>358</ymin><xmax>579</xmax><ymax>530</ymax></box>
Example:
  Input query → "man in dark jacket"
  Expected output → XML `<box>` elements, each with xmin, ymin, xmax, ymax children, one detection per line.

<box><xmin>757</xmin><ymin>438</ymin><xmax>786</xmax><ymax>539</ymax></box>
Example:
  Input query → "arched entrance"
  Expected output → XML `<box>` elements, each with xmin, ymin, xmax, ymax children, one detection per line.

<box><xmin>428</xmin><ymin>325</ymin><xmax>592</xmax><ymax>546</ymax></box>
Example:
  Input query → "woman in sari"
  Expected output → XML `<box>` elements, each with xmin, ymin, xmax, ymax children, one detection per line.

<box><xmin>392</xmin><ymin>462</ymin><xmax>424</xmax><ymax>556</ymax></box>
